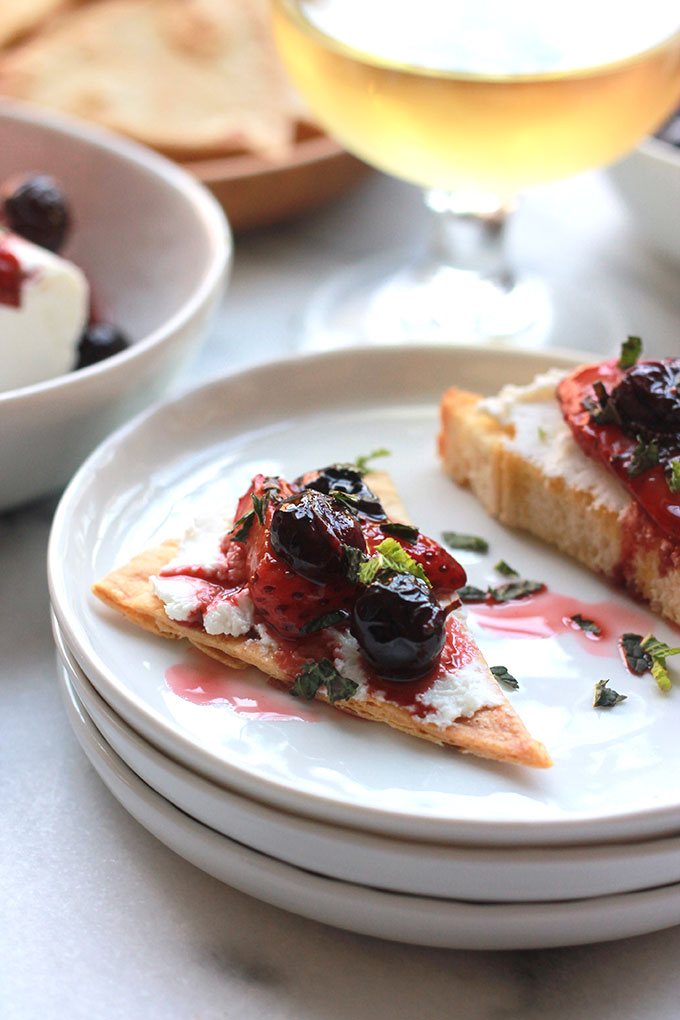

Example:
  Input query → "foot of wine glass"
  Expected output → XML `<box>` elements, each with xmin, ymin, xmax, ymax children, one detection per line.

<box><xmin>305</xmin><ymin>188</ymin><xmax>553</xmax><ymax>348</ymax></box>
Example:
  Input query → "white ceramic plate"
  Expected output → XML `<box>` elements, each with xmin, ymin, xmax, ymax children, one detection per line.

<box><xmin>54</xmin><ymin>612</ymin><xmax>680</xmax><ymax>903</ymax></box>
<box><xmin>58</xmin><ymin>659</ymin><xmax>680</xmax><ymax>950</ymax></box>
<box><xmin>48</xmin><ymin>345</ymin><xmax>680</xmax><ymax>845</ymax></box>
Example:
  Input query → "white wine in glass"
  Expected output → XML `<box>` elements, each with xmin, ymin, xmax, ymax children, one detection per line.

<box><xmin>271</xmin><ymin>0</ymin><xmax>680</xmax><ymax>346</ymax></box>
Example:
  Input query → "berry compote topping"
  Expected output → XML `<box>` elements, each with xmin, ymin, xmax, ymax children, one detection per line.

<box><xmin>296</xmin><ymin>464</ymin><xmax>387</xmax><ymax>519</ymax></box>
<box><xmin>2</xmin><ymin>174</ymin><xmax>70</xmax><ymax>253</ymax></box>
<box><xmin>557</xmin><ymin>355</ymin><xmax>680</xmax><ymax>540</ymax></box>
<box><xmin>166</xmin><ymin>464</ymin><xmax>467</xmax><ymax>683</ymax></box>
<box><xmin>362</xmin><ymin>521</ymin><xmax>467</xmax><ymax>592</ymax></box>
<box><xmin>611</xmin><ymin>360</ymin><xmax>680</xmax><ymax>434</ymax></box>
<box><xmin>76</xmin><ymin>322</ymin><xmax>130</xmax><ymax>368</ymax></box>
<box><xmin>350</xmin><ymin>574</ymin><xmax>447</xmax><ymax>681</ymax></box>
<box><xmin>0</xmin><ymin>239</ymin><xmax>25</xmax><ymax>308</ymax></box>
<box><xmin>249</xmin><ymin>546</ymin><xmax>356</xmax><ymax>637</ymax></box>
<box><xmin>270</xmin><ymin>489</ymin><xmax>366</xmax><ymax>582</ymax></box>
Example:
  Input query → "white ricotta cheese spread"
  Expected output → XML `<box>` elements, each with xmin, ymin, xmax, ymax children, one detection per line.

<box><xmin>417</xmin><ymin>666</ymin><xmax>504</xmax><ymax>725</ymax></box>
<box><xmin>331</xmin><ymin>611</ymin><xmax>503</xmax><ymax>721</ymax></box>
<box><xmin>151</xmin><ymin>574</ymin><xmax>200</xmax><ymax>624</ymax></box>
<box><xmin>479</xmin><ymin>368</ymin><xmax>629</xmax><ymax>513</ymax></box>
<box><xmin>203</xmin><ymin>588</ymin><xmax>254</xmax><ymax>637</ymax></box>
<box><xmin>0</xmin><ymin>232</ymin><xmax>89</xmax><ymax>392</ymax></box>
<box><xmin>160</xmin><ymin>510</ymin><xmax>233</xmax><ymax>575</ymax></box>
<box><xmin>151</xmin><ymin>509</ymin><xmax>253</xmax><ymax>634</ymax></box>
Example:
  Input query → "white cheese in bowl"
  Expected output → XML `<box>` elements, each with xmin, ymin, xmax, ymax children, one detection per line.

<box><xmin>0</xmin><ymin>232</ymin><xmax>88</xmax><ymax>392</ymax></box>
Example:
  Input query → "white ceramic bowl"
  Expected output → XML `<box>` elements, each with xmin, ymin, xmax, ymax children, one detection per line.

<box><xmin>608</xmin><ymin>133</ymin><xmax>680</xmax><ymax>264</ymax></box>
<box><xmin>0</xmin><ymin>100</ymin><xmax>231</xmax><ymax>511</ymax></box>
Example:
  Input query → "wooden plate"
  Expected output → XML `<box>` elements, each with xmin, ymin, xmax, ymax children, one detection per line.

<box><xmin>182</xmin><ymin>126</ymin><xmax>371</xmax><ymax>234</ymax></box>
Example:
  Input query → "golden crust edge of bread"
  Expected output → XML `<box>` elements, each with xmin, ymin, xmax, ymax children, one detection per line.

<box><xmin>438</xmin><ymin>385</ymin><xmax>680</xmax><ymax>629</ymax></box>
<box><xmin>91</xmin><ymin>487</ymin><xmax>552</xmax><ymax>770</ymax></box>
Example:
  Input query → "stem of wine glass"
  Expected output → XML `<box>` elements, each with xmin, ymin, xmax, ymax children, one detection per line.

<box><xmin>382</xmin><ymin>186</ymin><xmax>550</xmax><ymax>344</ymax></box>
<box><xmin>304</xmin><ymin>185</ymin><xmax>552</xmax><ymax>348</ymax></box>
<box><xmin>425</xmin><ymin>188</ymin><xmax>517</xmax><ymax>290</ymax></box>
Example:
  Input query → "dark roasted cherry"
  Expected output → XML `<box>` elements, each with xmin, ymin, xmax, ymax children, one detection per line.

<box><xmin>3</xmin><ymin>174</ymin><xmax>71</xmax><ymax>252</ymax></box>
<box><xmin>350</xmin><ymin>574</ymin><xmax>446</xmax><ymax>681</ymax></box>
<box><xmin>297</xmin><ymin>464</ymin><xmax>386</xmax><ymax>519</ymax></box>
<box><xmin>610</xmin><ymin>360</ymin><xmax>680</xmax><ymax>435</ymax></box>
<box><xmin>76</xmin><ymin>322</ymin><xmax>130</xmax><ymax>368</ymax></box>
<box><xmin>270</xmin><ymin>489</ymin><xmax>366</xmax><ymax>583</ymax></box>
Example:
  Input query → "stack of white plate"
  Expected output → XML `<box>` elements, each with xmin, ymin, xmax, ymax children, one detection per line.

<box><xmin>48</xmin><ymin>346</ymin><xmax>680</xmax><ymax>951</ymax></box>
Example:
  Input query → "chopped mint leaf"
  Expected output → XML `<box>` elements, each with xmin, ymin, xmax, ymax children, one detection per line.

<box><xmin>620</xmin><ymin>633</ymin><xmax>652</xmax><ymax>675</ymax></box>
<box><xmin>442</xmin><ymin>531</ymin><xmax>489</xmax><ymax>553</ymax></box>
<box><xmin>358</xmin><ymin>537</ymin><xmax>431</xmax><ymax>587</ymax></box>
<box><xmin>353</xmin><ymin>448</ymin><xmax>390</xmax><ymax>475</ymax></box>
<box><xmin>491</xmin><ymin>665</ymin><xmax>519</xmax><ymax>689</ymax></box>
<box><xmin>299</xmin><ymin>610</ymin><xmax>350</xmax><ymax>635</ymax></box>
<box><xmin>593</xmin><ymin>678</ymin><xmax>627</xmax><ymax>708</ymax></box>
<box><xmin>618</xmin><ymin>336</ymin><xmax>642</xmax><ymax>370</ymax></box>
<box><xmin>251</xmin><ymin>491</ymin><xmax>269</xmax><ymax>525</ymax></box>
<box><xmin>342</xmin><ymin>544</ymin><xmax>370</xmax><ymax>583</ymax></box>
<box><xmin>537</xmin><ymin>426</ymin><xmax>548</xmax><ymax>441</ymax></box>
<box><xmin>357</xmin><ymin>556</ymin><xmax>382</xmax><ymax>585</ymax></box>
<box><xmin>667</xmin><ymin>460</ymin><xmax>680</xmax><ymax>495</ymax></box>
<box><xmin>290</xmin><ymin>660</ymin><xmax>325</xmax><ymax>700</ymax></box>
<box><xmin>289</xmin><ymin>659</ymin><xmax>357</xmax><ymax>703</ymax></box>
<box><xmin>570</xmin><ymin>614</ymin><xmax>602</xmax><ymax>635</ymax></box>
<box><xmin>232</xmin><ymin>509</ymin><xmax>255</xmax><ymax>542</ymax></box>
<box><xmin>584</xmin><ymin>381</ymin><xmax>623</xmax><ymax>427</ymax></box>
<box><xmin>380</xmin><ymin>522</ymin><xmax>419</xmax><ymax>542</ymax></box>
<box><xmin>650</xmin><ymin>661</ymin><xmax>673</xmax><ymax>693</ymax></box>
<box><xmin>330</xmin><ymin>490</ymin><xmax>361</xmax><ymax>513</ymax></box>
<box><xmin>494</xmin><ymin>560</ymin><xmax>519</xmax><ymax>577</ymax></box>
<box><xmin>457</xmin><ymin>585</ymin><xmax>487</xmax><ymax>603</ymax></box>
<box><xmin>640</xmin><ymin>634</ymin><xmax>680</xmax><ymax>692</ymax></box>
<box><xmin>627</xmin><ymin>437</ymin><xmax>659</xmax><ymax>478</ymax></box>
<box><xmin>488</xmin><ymin>579</ymin><xmax>544</xmax><ymax>602</ymax></box>
<box><xmin>325</xmin><ymin>670</ymin><xmax>359</xmax><ymax>704</ymax></box>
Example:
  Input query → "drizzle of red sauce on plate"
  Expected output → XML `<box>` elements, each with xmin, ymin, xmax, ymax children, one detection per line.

<box><xmin>468</xmin><ymin>589</ymin><xmax>665</xmax><ymax>663</ymax></box>
<box><xmin>165</xmin><ymin>653</ymin><xmax>318</xmax><ymax>721</ymax></box>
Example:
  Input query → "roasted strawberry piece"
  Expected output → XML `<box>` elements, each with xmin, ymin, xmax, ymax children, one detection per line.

<box><xmin>249</xmin><ymin>547</ymin><xmax>356</xmax><ymax>637</ymax></box>
<box><xmin>363</xmin><ymin>522</ymin><xmax>466</xmax><ymax>592</ymax></box>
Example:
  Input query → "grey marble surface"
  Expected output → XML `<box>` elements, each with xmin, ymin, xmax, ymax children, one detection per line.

<box><xmin>3</xmin><ymin>167</ymin><xmax>680</xmax><ymax>1020</ymax></box>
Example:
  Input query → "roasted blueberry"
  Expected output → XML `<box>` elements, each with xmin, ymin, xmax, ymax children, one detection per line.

<box><xmin>76</xmin><ymin>322</ymin><xmax>130</xmax><ymax>368</ymax></box>
<box><xmin>297</xmin><ymin>464</ymin><xmax>386</xmax><ymax>519</ymax></box>
<box><xmin>350</xmin><ymin>574</ymin><xmax>446</xmax><ymax>681</ymax></box>
<box><xmin>270</xmin><ymin>489</ymin><xmax>366</xmax><ymax>583</ymax></box>
<box><xmin>611</xmin><ymin>359</ymin><xmax>680</xmax><ymax>434</ymax></box>
<box><xmin>3</xmin><ymin>174</ymin><xmax>71</xmax><ymax>252</ymax></box>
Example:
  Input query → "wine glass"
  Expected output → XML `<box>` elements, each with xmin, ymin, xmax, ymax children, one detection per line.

<box><xmin>271</xmin><ymin>0</ymin><xmax>680</xmax><ymax>347</ymax></box>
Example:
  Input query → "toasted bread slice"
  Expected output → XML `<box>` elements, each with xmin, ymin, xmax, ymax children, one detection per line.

<box><xmin>439</xmin><ymin>377</ymin><xmax>680</xmax><ymax>627</ymax></box>
<box><xmin>92</xmin><ymin>471</ymin><xmax>551</xmax><ymax>768</ymax></box>
<box><xmin>0</xmin><ymin>0</ymin><xmax>307</xmax><ymax>161</ymax></box>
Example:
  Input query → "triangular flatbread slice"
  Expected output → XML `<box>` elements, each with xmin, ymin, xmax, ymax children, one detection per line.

<box><xmin>92</xmin><ymin>471</ymin><xmax>551</xmax><ymax>768</ymax></box>
<box><xmin>0</xmin><ymin>0</ymin><xmax>307</xmax><ymax>161</ymax></box>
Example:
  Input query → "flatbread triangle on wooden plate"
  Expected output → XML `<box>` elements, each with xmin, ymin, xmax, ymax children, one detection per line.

<box><xmin>92</xmin><ymin>470</ymin><xmax>551</xmax><ymax>769</ymax></box>
<box><xmin>0</xmin><ymin>0</ymin><xmax>307</xmax><ymax>161</ymax></box>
